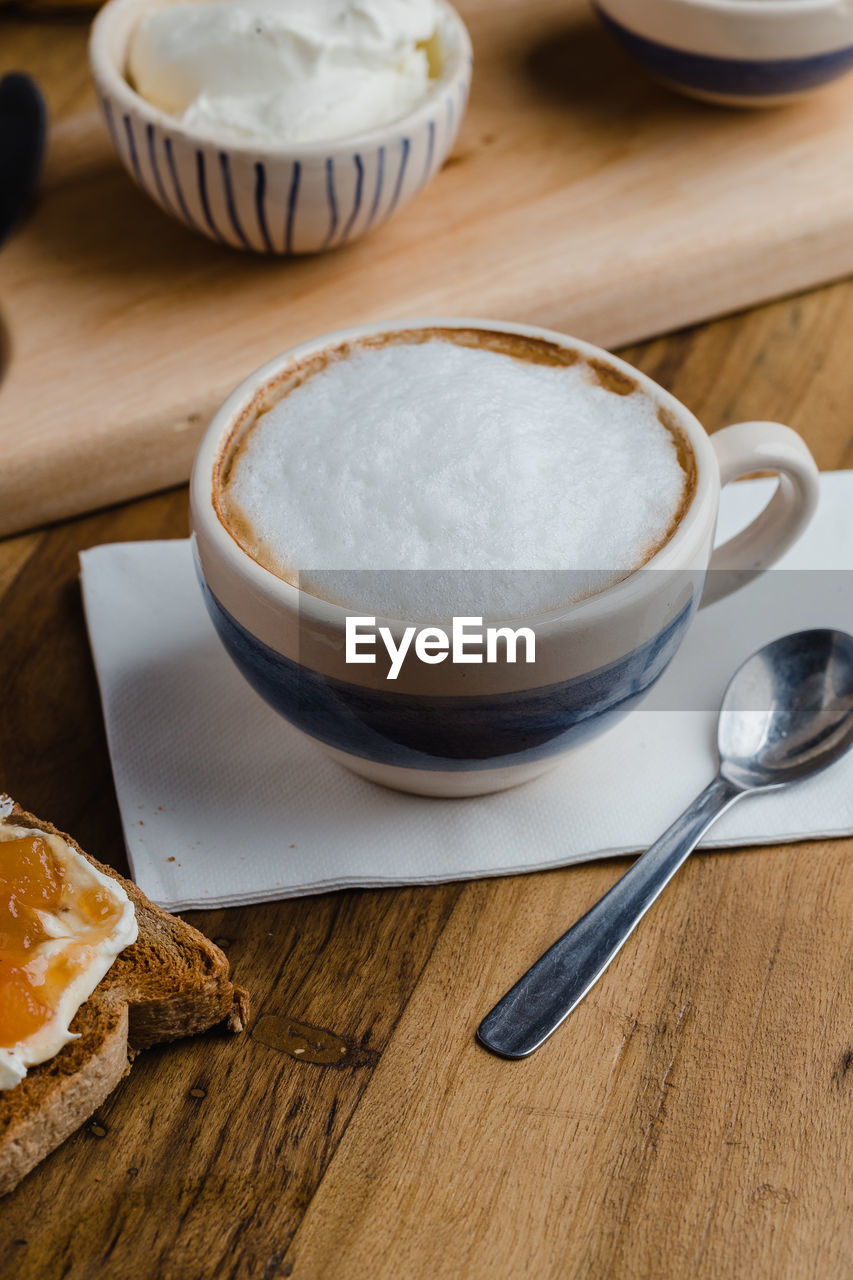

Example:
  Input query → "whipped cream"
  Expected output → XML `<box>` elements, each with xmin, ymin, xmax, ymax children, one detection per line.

<box><xmin>128</xmin><ymin>0</ymin><xmax>440</xmax><ymax>145</ymax></box>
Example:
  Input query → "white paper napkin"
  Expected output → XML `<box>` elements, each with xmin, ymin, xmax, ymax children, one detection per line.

<box><xmin>80</xmin><ymin>474</ymin><xmax>853</xmax><ymax>911</ymax></box>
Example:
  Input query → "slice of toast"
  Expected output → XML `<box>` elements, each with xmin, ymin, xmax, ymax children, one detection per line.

<box><xmin>0</xmin><ymin>801</ymin><xmax>249</xmax><ymax>1196</ymax></box>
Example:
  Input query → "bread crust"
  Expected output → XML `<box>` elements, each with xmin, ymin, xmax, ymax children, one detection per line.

<box><xmin>0</xmin><ymin>803</ymin><xmax>248</xmax><ymax>1196</ymax></box>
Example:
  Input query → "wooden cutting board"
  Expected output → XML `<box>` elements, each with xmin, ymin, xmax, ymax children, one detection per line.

<box><xmin>4</xmin><ymin>0</ymin><xmax>853</xmax><ymax>537</ymax></box>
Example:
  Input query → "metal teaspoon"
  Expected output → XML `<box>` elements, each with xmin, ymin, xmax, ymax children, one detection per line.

<box><xmin>478</xmin><ymin>628</ymin><xmax>853</xmax><ymax>1059</ymax></box>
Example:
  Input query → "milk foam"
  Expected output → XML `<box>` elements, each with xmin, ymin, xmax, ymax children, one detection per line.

<box><xmin>221</xmin><ymin>337</ymin><xmax>691</xmax><ymax>620</ymax></box>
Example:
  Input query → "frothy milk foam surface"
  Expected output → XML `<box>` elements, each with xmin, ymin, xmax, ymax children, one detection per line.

<box><xmin>218</xmin><ymin>334</ymin><xmax>692</xmax><ymax>621</ymax></box>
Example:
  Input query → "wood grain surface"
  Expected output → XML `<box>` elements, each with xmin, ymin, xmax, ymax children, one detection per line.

<box><xmin>8</xmin><ymin>0</ymin><xmax>853</xmax><ymax>535</ymax></box>
<box><xmin>1</xmin><ymin>14</ymin><xmax>852</xmax><ymax>1280</ymax></box>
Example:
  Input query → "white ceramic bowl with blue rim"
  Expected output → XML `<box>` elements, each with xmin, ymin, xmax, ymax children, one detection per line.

<box><xmin>89</xmin><ymin>0</ymin><xmax>472</xmax><ymax>253</ymax></box>
<box><xmin>595</xmin><ymin>0</ymin><xmax>853</xmax><ymax>107</ymax></box>
<box><xmin>190</xmin><ymin>317</ymin><xmax>819</xmax><ymax>798</ymax></box>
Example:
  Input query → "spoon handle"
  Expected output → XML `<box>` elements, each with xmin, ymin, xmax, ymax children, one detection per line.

<box><xmin>477</xmin><ymin>773</ymin><xmax>744</xmax><ymax>1059</ymax></box>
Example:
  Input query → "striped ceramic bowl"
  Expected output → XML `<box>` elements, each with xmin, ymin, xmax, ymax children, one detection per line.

<box><xmin>595</xmin><ymin>0</ymin><xmax>853</xmax><ymax>107</ymax></box>
<box><xmin>89</xmin><ymin>0</ymin><xmax>472</xmax><ymax>253</ymax></box>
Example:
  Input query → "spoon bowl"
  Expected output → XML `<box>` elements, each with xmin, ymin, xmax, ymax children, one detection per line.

<box><xmin>719</xmin><ymin>629</ymin><xmax>853</xmax><ymax>790</ymax></box>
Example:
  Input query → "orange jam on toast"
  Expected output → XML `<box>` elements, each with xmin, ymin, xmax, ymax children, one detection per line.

<box><xmin>0</xmin><ymin>835</ymin><xmax>124</xmax><ymax>1049</ymax></box>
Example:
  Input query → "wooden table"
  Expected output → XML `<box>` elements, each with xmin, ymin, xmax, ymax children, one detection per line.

<box><xmin>1</xmin><ymin>15</ymin><xmax>851</xmax><ymax>1280</ymax></box>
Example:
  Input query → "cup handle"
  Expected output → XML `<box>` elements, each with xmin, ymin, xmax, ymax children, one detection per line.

<box><xmin>701</xmin><ymin>421</ymin><xmax>820</xmax><ymax>608</ymax></box>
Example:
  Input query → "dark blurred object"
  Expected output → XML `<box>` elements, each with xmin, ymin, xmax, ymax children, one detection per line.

<box><xmin>1</xmin><ymin>0</ymin><xmax>100</xmax><ymax>13</ymax></box>
<box><xmin>0</xmin><ymin>72</ymin><xmax>47</xmax><ymax>247</ymax></box>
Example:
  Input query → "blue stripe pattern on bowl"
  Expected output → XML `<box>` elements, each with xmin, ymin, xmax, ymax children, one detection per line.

<box><xmin>200</xmin><ymin>583</ymin><xmax>695</xmax><ymax>773</ymax></box>
<box><xmin>99</xmin><ymin>67</ymin><xmax>470</xmax><ymax>254</ymax></box>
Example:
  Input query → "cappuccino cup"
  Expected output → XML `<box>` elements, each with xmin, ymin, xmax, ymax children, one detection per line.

<box><xmin>190</xmin><ymin>318</ymin><xmax>819</xmax><ymax>798</ymax></box>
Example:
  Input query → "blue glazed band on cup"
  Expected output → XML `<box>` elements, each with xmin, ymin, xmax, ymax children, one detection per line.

<box><xmin>596</xmin><ymin>6</ymin><xmax>853</xmax><ymax>101</ymax></box>
<box><xmin>200</xmin><ymin>575</ymin><xmax>695</xmax><ymax>773</ymax></box>
<box><xmin>593</xmin><ymin>0</ymin><xmax>853</xmax><ymax>106</ymax></box>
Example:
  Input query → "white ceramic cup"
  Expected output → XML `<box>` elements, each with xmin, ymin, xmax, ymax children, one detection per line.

<box><xmin>190</xmin><ymin>318</ymin><xmax>820</xmax><ymax>797</ymax></box>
